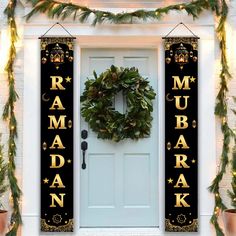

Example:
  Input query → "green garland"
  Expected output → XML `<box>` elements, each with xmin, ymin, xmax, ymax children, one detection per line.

<box><xmin>1</xmin><ymin>0</ymin><xmax>232</xmax><ymax>235</ymax></box>
<box><xmin>81</xmin><ymin>66</ymin><xmax>156</xmax><ymax>142</ymax></box>
<box><xmin>208</xmin><ymin>1</ymin><xmax>234</xmax><ymax>235</ymax></box>
<box><xmin>3</xmin><ymin>0</ymin><xmax>22</xmax><ymax>236</ymax></box>
<box><xmin>26</xmin><ymin>0</ymin><xmax>216</xmax><ymax>25</ymax></box>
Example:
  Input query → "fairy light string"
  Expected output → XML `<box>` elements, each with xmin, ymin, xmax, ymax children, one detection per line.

<box><xmin>3</xmin><ymin>0</ymin><xmax>22</xmax><ymax>235</ymax></box>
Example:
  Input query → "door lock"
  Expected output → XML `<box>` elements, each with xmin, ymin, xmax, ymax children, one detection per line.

<box><xmin>81</xmin><ymin>130</ymin><xmax>88</xmax><ymax>139</ymax></box>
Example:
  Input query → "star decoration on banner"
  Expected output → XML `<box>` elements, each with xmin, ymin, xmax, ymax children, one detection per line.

<box><xmin>43</xmin><ymin>178</ymin><xmax>49</xmax><ymax>184</ymax></box>
<box><xmin>190</xmin><ymin>76</ymin><xmax>196</xmax><ymax>83</ymax></box>
<box><xmin>192</xmin><ymin>159</ymin><xmax>196</xmax><ymax>164</ymax></box>
<box><xmin>65</xmin><ymin>76</ymin><xmax>72</xmax><ymax>83</ymax></box>
<box><xmin>167</xmin><ymin>178</ymin><xmax>173</xmax><ymax>184</ymax></box>
<box><xmin>177</xmin><ymin>214</ymin><xmax>187</xmax><ymax>224</ymax></box>
<box><xmin>67</xmin><ymin>159</ymin><xmax>72</xmax><ymax>164</ymax></box>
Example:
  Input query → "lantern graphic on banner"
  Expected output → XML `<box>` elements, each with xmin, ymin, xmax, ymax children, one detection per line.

<box><xmin>50</xmin><ymin>43</ymin><xmax>65</xmax><ymax>69</ymax></box>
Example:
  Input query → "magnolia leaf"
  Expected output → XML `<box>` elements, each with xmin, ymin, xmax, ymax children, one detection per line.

<box><xmin>93</xmin><ymin>70</ymin><xmax>98</xmax><ymax>79</ymax></box>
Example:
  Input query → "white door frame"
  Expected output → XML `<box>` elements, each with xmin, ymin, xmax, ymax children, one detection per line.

<box><xmin>76</xmin><ymin>46</ymin><xmax>162</xmax><ymax>232</ymax></box>
<box><xmin>23</xmin><ymin>23</ymin><xmax>216</xmax><ymax>236</ymax></box>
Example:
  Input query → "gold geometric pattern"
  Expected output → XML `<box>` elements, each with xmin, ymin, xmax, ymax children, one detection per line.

<box><xmin>41</xmin><ymin>218</ymin><xmax>73</xmax><ymax>232</ymax></box>
<box><xmin>164</xmin><ymin>37</ymin><xmax>198</xmax><ymax>50</ymax></box>
<box><xmin>42</xmin><ymin>142</ymin><xmax>47</xmax><ymax>150</ymax></box>
<box><xmin>41</xmin><ymin>37</ymin><xmax>74</xmax><ymax>50</ymax></box>
<box><xmin>176</xmin><ymin>214</ymin><xmax>187</xmax><ymax>224</ymax></box>
<box><xmin>165</xmin><ymin>218</ymin><xmax>198</xmax><ymax>232</ymax></box>
<box><xmin>52</xmin><ymin>214</ymin><xmax>62</xmax><ymax>224</ymax></box>
<box><xmin>165</xmin><ymin>37</ymin><xmax>198</xmax><ymax>69</ymax></box>
<box><xmin>167</xmin><ymin>142</ymin><xmax>171</xmax><ymax>150</ymax></box>
<box><xmin>192</xmin><ymin>120</ymin><xmax>197</xmax><ymax>128</ymax></box>
<box><xmin>68</xmin><ymin>120</ymin><xmax>73</xmax><ymax>128</ymax></box>
<box><xmin>41</xmin><ymin>38</ymin><xmax>74</xmax><ymax>69</ymax></box>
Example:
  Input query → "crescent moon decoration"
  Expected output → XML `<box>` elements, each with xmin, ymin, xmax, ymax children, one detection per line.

<box><xmin>42</xmin><ymin>93</ymin><xmax>50</xmax><ymax>102</ymax></box>
<box><xmin>166</xmin><ymin>93</ymin><xmax>174</xmax><ymax>102</ymax></box>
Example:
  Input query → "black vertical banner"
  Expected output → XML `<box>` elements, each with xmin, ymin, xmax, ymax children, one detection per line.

<box><xmin>164</xmin><ymin>37</ymin><xmax>198</xmax><ymax>232</ymax></box>
<box><xmin>41</xmin><ymin>37</ymin><xmax>74</xmax><ymax>232</ymax></box>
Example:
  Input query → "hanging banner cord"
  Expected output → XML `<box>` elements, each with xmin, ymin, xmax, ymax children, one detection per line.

<box><xmin>39</xmin><ymin>22</ymin><xmax>76</xmax><ymax>39</ymax></box>
<box><xmin>162</xmin><ymin>22</ymin><xmax>199</xmax><ymax>39</ymax></box>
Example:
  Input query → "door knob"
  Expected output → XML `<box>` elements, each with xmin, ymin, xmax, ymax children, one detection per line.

<box><xmin>81</xmin><ymin>141</ymin><xmax>88</xmax><ymax>169</ymax></box>
<box><xmin>81</xmin><ymin>130</ymin><xmax>88</xmax><ymax>139</ymax></box>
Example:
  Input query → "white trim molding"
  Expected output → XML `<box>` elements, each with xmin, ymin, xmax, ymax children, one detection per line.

<box><xmin>23</xmin><ymin>20</ymin><xmax>216</xmax><ymax>236</ymax></box>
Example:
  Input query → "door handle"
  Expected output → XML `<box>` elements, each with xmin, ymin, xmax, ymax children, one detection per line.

<box><xmin>81</xmin><ymin>141</ymin><xmax>88</xmax><ymax>169</ymax></box>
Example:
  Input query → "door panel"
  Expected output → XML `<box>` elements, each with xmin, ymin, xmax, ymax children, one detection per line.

<box><xmin>123</xmin><ymin>154</ymin><xmax>150</xmax><ymax>206</ymax></box>
<box><xmin>123</xmin><ymin>57</ymin><xmax>149</xmax><ymax>75</ymax></box>
<box><xmin>80</xmin><ymin>49</ymin><xmax>158</xmax><ymax>227</ymax></box>
<box><xmin>88</xmin><ymin>154</ymin><xmax>115</xmax><ymax>207</ymax></box>
<box><xmin>89</xmin><ymin>57</ymin><xmax>115</xmax><ymax>75</ymax></box>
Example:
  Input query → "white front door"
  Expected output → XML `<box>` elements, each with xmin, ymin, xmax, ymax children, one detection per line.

<box><xmin>80</xmin><ymin>48</ymin><xmax>158</xmax><ymax>227</ymax></box>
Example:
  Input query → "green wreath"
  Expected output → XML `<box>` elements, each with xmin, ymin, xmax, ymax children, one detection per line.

<box><xmin>80</xmin><ymin>65</ymin><xmax>156</xmax><ymax>142</ymax></box>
